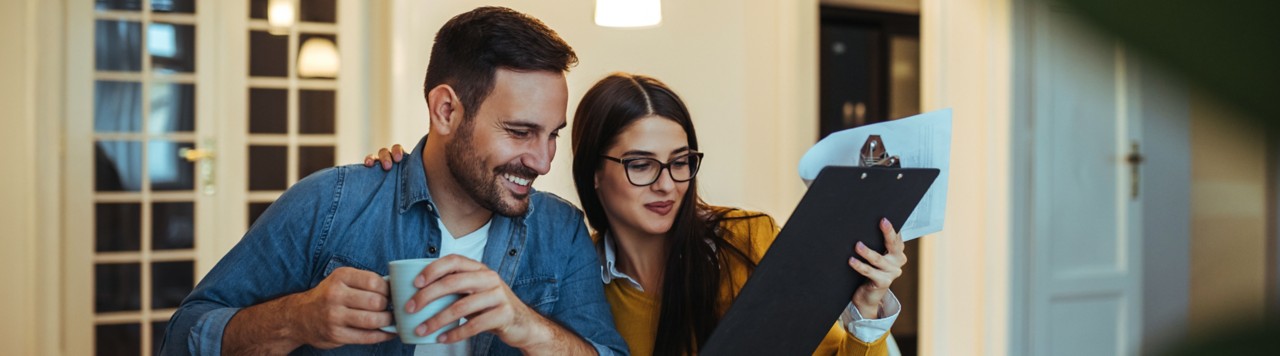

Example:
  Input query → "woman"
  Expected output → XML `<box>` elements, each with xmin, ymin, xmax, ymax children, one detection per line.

<box><xmin>367</xmin><ymin>73</ymin><xmax>906</xmax><ymax>355</ymax></box>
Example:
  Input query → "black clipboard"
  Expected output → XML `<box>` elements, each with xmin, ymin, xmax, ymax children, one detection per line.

<box><xmin>701</xmin><ymin>166</ymin><xmax>939</xmax><ymax>355</ymax></box>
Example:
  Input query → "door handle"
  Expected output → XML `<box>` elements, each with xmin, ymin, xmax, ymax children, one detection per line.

<box><xmin>1126</xmin><ymin>141</ymin><xmax>1143</xmax><ymax>199</ymax></box>
<box><xmin>179</xmin><ymin>147</ymin><xmax>213</xmax><ymax>162</ymax></box>
<box><xmin>178</xmin><ymin>141</ymin><xmax>216</xmax><ymax>195</ymax></box>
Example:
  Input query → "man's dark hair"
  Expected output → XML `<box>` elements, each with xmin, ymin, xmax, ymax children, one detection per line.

<box><xmin>424</xmin><ymin>6</ymin><xmax>578</xmax><ymax>121</ymax></box>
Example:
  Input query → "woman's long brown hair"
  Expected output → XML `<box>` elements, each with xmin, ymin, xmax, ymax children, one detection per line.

<box><xmin>571</xmin><ymin>73</ymin><xmax>758</xmax><ymax>355</ymax></box>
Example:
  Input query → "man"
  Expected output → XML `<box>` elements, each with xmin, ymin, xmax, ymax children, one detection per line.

<box><xmin>160</xmin><ymin>7</ymin><xmax>627</xmax><ymax>355</ymax></box>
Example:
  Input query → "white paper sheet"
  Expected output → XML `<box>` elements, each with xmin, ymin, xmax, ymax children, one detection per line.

<box><xmin>798</xmin><ymin>108</ymin><xmax>952</xmax><ymax>241</ymax></box>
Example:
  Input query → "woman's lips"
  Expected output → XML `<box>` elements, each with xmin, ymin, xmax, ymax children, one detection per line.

<box><xmin>645</xmin><ymin>201</ymin><xmax>674</xmax><ymax>215</ymax></box>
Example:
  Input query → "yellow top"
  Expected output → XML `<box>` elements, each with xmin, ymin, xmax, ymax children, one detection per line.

<box><xmin>597</xmin><ymin>208</ymin><xmax>890</xmax><ymax>356</ymax></box>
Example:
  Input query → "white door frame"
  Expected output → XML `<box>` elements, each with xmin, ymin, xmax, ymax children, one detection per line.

<box><xmin>63</xmin><ymin>1</ymin><xmax>223</xmax><ymax>353</ymax></box>
<box><xmin>26</xmin><ymin>0</ymin><xmax>70</xmax><ymax>354</ymax></box>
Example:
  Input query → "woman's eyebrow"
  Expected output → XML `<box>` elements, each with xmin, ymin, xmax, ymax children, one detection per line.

<box><xmin>619</xmin><ymin>150</ymin><xmax>656</xmax><ymax>157</ymax></box>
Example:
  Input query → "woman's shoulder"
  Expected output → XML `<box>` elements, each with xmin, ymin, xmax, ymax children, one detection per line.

<box><xmin>708</xmin><ymin>206</ymin><xmax>779</xmax><ymax>251</ymax></box>
<box><xmin>711</xmin><ymin>206</ymin><xmax>777</xmax><ymax>231</ymax></box>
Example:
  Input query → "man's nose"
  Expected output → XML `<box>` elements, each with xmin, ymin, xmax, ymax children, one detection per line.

<box><xmin>522</xmin><ymin>140</ymin><xmax>554</xmax><ymax>175</ymax></box>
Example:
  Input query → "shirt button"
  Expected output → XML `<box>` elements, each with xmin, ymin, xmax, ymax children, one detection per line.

<box><xmin>428</xmin><ymin>246</ymin><xmax>438</xmax><ymax>254</ymax></box>
<box><xmin>508</xmin><ymin>249</ymin><xmax>517</xmax><ymax>256</ymax></box>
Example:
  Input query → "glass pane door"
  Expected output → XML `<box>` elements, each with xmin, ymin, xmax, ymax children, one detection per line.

<box><xmin>246</xmin><ymin>0</ymin><xmax>340</xmax><ymax>225</ymax></box>
<box><xmin>91</xmin><ymin>0</ymin><xmax>201</xmax><ymax>354</ymax></box>
<box><xmin>71</xmin><ymin>1</ymin><xmax>362</xmax><ymax>354</ymax></box>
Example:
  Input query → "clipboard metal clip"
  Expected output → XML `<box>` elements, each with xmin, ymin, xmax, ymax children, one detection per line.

<box><xmin>860</xmin><ymin>135</ymin><xmax>901</xmax><ymax>168</ymax></box>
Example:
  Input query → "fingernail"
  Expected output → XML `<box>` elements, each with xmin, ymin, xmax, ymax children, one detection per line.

<box><xmin>405</xmin><ymin>300</ymin><xmax>416</xmax><ymax>313</ymax></box>
<box><xmin>437</xmin><ymin>334</ymin><xmax>449</xmax><ymax>343</ymax></box>
<box><xmin>416</xmin><ymin>324</ymin><xmax>428</xmax><ymax>336</ymax></box>
<box><xmin>881</xmin><ymin>218</ymin><xmax>890</xmax><ymax>228</ymax></box>
<box><xmin>414</xmin><ymin>275</ymin><xmax>425</xmax><ymax>288</ymax></box>
<box><xmin>856</xmin><ymin>241</ymin><xmax>867</xmax><ymax>251</ymax></box>
<box><xmin>849</xmin><ymin>257</ymin><xmax>860</xmax><ymax>266</ymax></box>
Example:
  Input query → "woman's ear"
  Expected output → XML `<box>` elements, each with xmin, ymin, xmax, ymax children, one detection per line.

<box><xmin>426</xmin><ymin>84</ymin><xmax>465</xmax><ymax>136</ymax></box>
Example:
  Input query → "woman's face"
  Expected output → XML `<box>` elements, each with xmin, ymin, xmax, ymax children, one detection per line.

<box><xmin>596</xmin><ymin>115</ymin><xmax>691</xmax><ymax>239</ymax></box>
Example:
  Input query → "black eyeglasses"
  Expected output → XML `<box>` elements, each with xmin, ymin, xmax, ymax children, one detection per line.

<box><xmin>601</xmin><ymin>152</ymin><xmax>704</xmax><ymax>186</ymax></box>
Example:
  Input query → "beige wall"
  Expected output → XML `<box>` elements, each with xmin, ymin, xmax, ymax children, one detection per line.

<box><xmin>2</xmin><ymin>0</ymin><xmax>62</xmax><ymax>353</ymax></box>
<box><xmin>1188</xmin><ymin>90</ymin><xmax>1270</xmax><ymax>331</ymax></box>
<box><xmin>918</xmin><ymin>0</ymin><xmax>1013</xmax><ymax>354</ymax></box>
<box><xmin>383</xmin><ymin>0</ymin><xmax>818</xmax><ymax>222</ymax></box>
<box><xmin>0</xmin><ymin>0</ymin><xmax>38</xmax><ymax>354</ymax></box>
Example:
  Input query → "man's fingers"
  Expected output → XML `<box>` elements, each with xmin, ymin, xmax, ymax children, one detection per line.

<box><xmin>334</xmin><ymin>267</ymin><xmax>390</xmax><ymax>296</ymax></box>
<box><xmin>409</xmin><ymin>270</ymin><xmax>498</xmax><ymax>313</ymax></box>
<box><xmin>331</xmin><ymin>325</ymin><xmax>396</xmax><ymax>345</ymax></box>
<box><xmin>343</xmin><ymin>309</ymin><xmax>394</xmax><ymax>330</ymax></box>
<box><xmin>363</xmin><ymin>154</ymin><xmax>378</xmax><ymax>167</ymax></box>
<box><xmin>341</xmin><ymin>287</ymin><xmax>390</xmax><ymax>312</ymax></box>
<box><xmin>435</xmin><ymin>303</ymin><xmax>507</xmax><ymax>343</ymax></box>
<box><xmin>421</xmin><ymin>289</ymin><xmax>501</xmax><ymax>336</ymax></box>
<box><xmin>416</xmin><ymin>255</ymin><xmax>488</xmax><ymax>288</ymax></box>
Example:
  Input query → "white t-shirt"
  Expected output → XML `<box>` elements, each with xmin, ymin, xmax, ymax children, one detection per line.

<box><xmin>413</xmin><ymin>219</ymin><xmax>491</xmax><ymax>356</ymax></box>
<box><xmin>439</xmin><ymin>219</ymin><xmax>490</xmax><ymax>261</ymax></box>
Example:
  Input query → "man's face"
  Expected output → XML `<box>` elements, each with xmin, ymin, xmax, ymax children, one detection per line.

<box><xmin>446</xmin><ymin>68</ymin><xmax>568</xmax><ymax>217</ymax></box>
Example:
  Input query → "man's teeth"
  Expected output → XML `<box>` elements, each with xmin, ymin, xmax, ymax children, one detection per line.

<box><xmin>504</xmin><ymin>174</ymin><xmax>531</xmax><ymax>186</ymax></box>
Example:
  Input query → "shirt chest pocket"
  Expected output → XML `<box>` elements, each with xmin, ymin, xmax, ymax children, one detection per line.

<box><xmin>511</xmin><ymin>275</ymin><xmax>559</xmax><ymax>315</ymax></box>
<box><xmin>316</xmin><ymin>255</ymin><xmax>384</xmax><ymax>287</ymax></box>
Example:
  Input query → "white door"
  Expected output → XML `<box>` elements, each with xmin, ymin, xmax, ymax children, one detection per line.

<box><xmin>1027</xmin><ymin>1</ymin><xmax>1143</xmax><ymax>355</ymax></box>
<box><xmin>64</xmin><ymin>0</ymin><xmax>365</xmax><ymax>354</ymax></box>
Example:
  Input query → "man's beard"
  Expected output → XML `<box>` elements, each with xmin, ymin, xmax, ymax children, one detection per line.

<box><xmin>445</xmin><ymin>122</ymin><xmax>538</xmax><ymax>217</ymax></box>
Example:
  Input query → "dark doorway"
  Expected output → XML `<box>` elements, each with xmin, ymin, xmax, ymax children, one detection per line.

<box><xmin>820</xmin><ymin>6</ymin><xmax>921</xmax><ymax>356</ymax></box>
<box><xmin>820</xmin><ymin>7</ymin><xmax>920</xmax><ymax>137</ymax></box>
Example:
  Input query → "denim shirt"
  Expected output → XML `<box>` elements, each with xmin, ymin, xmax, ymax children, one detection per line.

<box><xmin>159</xmin><ymin>136</ymin><xmax>628</xmax><ymax>356</ymax></box>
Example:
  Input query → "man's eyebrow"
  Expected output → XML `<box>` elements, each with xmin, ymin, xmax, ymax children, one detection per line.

<box><xmin>501</xmin><ymin>120</ymin><xmax>544</xmax><ymax>132</ymax></box>
<box><xmin>502</xmin><ymin>119</ymin><xmax>567</xmax><ymax>132</ymax></box>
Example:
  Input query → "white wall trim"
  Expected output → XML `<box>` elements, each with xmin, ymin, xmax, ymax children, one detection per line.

<box><xmin>63</xmin><ymin>0</ymin><xmax>95</xmax><ymax>353</ymax></box>
<box><xmin>820</xmin><ymin>0</ymin><xmax>922</xmax><ymax>14</ymax></box>
<box><xmin>336</xmin><ymin>0</ymin><xmax>370</xmax><ymax>163</ymax></box>
<box><xmin>36</xmin><ymin>0</ymin><xmax>67</xmax><ymax>354</ymax></box>
<box><xmin>1008</xmin><ymin>0</ymin><xmax>1034</xmax><ymax>354</ymax></box>
<box><xmin>1</xmin><ymin>0</ymin><xmax>40</xmax><ymax>354</ymax></box>
<box><xmin>983</xmin><ymin>0</ymin><xmax>1014</xmax><ymax>354</ymax></box>
<box><xmin>919</xmin><ymin>0</ymin><xmax>1014</xmax><ymax>354</ymax></box>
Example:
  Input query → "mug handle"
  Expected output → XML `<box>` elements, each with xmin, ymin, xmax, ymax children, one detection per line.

<box><xmin>379</xmin><ymin>275</ymin><xmax>397</xmax><ymax>333</ymax></box>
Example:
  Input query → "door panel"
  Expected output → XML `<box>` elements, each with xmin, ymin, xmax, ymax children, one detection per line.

<box><xmin>1029</xmin><ymin>2</ymin><xmax>1142</xmax><ymax>355</ymax></box>
<box><xmin>1047</xmin><ymin>295</ymin><xmax>1122</xmax><ymax>356</ymax></box>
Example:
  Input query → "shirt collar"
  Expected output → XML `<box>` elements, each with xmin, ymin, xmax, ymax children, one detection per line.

<box><xmin>598</xmin><ymin>231</ymin><xmax>645</xmax><ymax>291</ymax></box>
<box><xmin>398</xmin><ymin>135</ymin><xmax>436</xmax><ymax>215</ymax></box>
